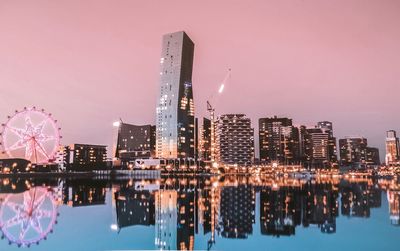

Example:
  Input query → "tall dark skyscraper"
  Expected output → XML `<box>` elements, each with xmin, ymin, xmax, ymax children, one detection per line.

<box><xmin>258</xmin><ymin>116</ymin><xmax>299</xmax><ymax>164</ymax></box>
<box><xmin>156</xmin><ymin>31</ymin><xmax>195</xmax><ymax>159</ymax></box>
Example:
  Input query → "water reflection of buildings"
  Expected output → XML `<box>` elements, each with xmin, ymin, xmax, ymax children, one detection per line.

<box><xmin>155</xmin><ymin>190</ymin><xmax>177</xmax><ymax>250</ymax></box>
<box><xmin>340</xmin><ymin>181</ymin><xmax>381</xmax><ymax>218</ymax></box>
<box><xmin>63</xmin><ymin>179</ymin><xmax>107</xmax><ymax>207</ymax></box>
<box><xmin>302</xmin><ymin>182</ymin><xmax>338</xmax><ymax>234</ymax></box>
<box><xmin>387</xmin><ymin>190</ymin><xmax>400</xmax><ymax>225</ymax></box>
<box><xmin>219</xmin><ymin>185</ymin><xmax>255</xmax><ymax>239</ymax></box>
<box><xmin>260</xmin><ymin>186</ymin><xmax>301</xmax><ymax>236</ymax></box>
<box><xmin>2</xmin><ymin>176</ymin><xmax>400</xmax><ymax>249</ymax></box>
<box><xmin>115</xmin><ymin>188</ymin><xmax>155</xmax><ymax>229</ymax></box>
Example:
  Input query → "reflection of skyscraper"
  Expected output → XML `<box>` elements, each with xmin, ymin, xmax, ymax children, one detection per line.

<box><xmin>115</xmin><ymin>188</ymin><xmax>155</xmax><ymax>229</ymax></box>
<box><xmin>155</xmin><ymin>190</ymin><xmax>177</xmax><ymax>250</ymax></box>
<box><xmin>177</xmin><ymin>190</ymin><xmax>195</xmax><ymax>250</ymax></box>
<box><xmin>387</xmin><ymin>191</ymin><xmax>400</xmax><ymax>225</ymax></box>
<box><xmin>339</xmin><ymin>182</ymin><xmax>380</xmax><ymax>218</ymax></box>
<box><xmin>260</xmin><ymin>186</ymin><xmax>301</xmax><ymax>236</ymax></box>
<box><xmin>156</xmin><ymin>31</ymin><xmax>195</xmax><ymax>159</ymax></box>
<box><xmin>63</xmin><ymin>179</ymin><xmax>107</xmax><ymax>207</ymax></box>
<box><xmin>302</xmin><ymin>182</ymin><xmax>338</xmax><ymax>234</ymax></box>
<box><xmin>386</xmin><ymin>130</ymin><xmax>400</xmax><ymax>165</ymax></box>
<box><xmin>219</xmin><ymin>185</ymin><xmax>255</xmax><ymax>238</ymax></box>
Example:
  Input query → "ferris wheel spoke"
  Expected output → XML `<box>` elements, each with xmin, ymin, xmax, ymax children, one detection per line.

<box><xmin>3</xmin><ymin>215</ymin><xmax>24</xmax><ymax>228</ymax></box>
<box><xmin>5</xmin><ymin>126</ymin><xmax>27</xmax><ymax>138</ymax></box>
<box><xmin>35</xmin><ymin>209</ymin><xmax>53</xmax><ymax>219</ymax></box>
<box><xmin>6</xmin><ymin>200</ymin><xmax>25</xmax><ymax>214</ymax></box>
<box><xmin>25</xmin><ymin>142</ymin><xmax>35</xmax><ymax>161</ymax></box>
<box><xmin>19</xmin><ymin>220</ymin><xmax>30</xmax><ymax>240</ymax></box>
<box><xmin>31</xmin><ymin>217</ymin><xmax>43</xmax><ymax>235</ymax></box>
<box><xmin>33</xmin><ymin>193</ymin><xmax>48</xmax><ymax>211</ymax></box>
<box><xmin>7</xmin><ymin>139</ymin><xmax>27</xmax><ymax>152</ymax></box>
<box><xmin>35</xmin><ymin>142</ymin><xmax>50</xmax><ymax>160</ymax></box>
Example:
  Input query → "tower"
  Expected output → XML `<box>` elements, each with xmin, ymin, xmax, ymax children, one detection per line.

<box><xmin>156</xmin><ymin>31</ymin><xmax>195</xmax><ymax>159</ymax></box>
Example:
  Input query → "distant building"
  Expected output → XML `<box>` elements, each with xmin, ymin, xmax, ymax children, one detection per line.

<box><xmin>64</xmin><ymin>144</ymin><xmax>107</xmax><ymax>170</ymax></box>
<box><xmin>259</xmin><ymin>117</ymin><xmax>299</xmax><ymax>164</ymax></box>
<box><xmin>156</xmin><ymin>31</ymin><xmax>195</xmax><ymax>159</ymax></box>
<box><xmin>115</xmin><ymin>123</ymin><xmax>156</xmax><ymax>162</ymax></box>
<box><xmin>366</xmin><ymin>147</ymin><xmax>380</xmax><ymax>166</ymax></box>
<box><xmin>199</xmin><ymin>118</ymin><xmax>211</xmax><ymax>161</ymax></box>
<box><xmin>386</xmin><ymin>130</ymin><xmax>400</xmax><ymax>165</ymax></box>
<box><xmin>215</xmin><ymin>114</ymin><xmax>254</xmax><ymax>167</ymax></box>
<box><xmin>339</xmin><ymin>137</ymin><xmax>379</xmax><ymax>167</ymax></box>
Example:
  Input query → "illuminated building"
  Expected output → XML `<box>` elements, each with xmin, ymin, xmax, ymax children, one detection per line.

<box><xmin>156</xmin><ymin>31</ymin><xmax>195</xmax><ymax>159</ymax></box>
<box><xmin>259</xmin><ymin>117</ymin><xmax>299</xmax><ymax>164</ymax></box>
<box><xmin>299</xmin><ymin>122</ymin><xmax>338</xmax><ymax>169</ymax></box>
<box><xmin>219</xmin><ymin>185</ymin><xmax>255</xmax><ymax>238</ymax></box>
<box><xmin>215</xmin><ymin>114</ymin><xmax>254</xmax><ymax>167</ymax></box>
<box><xmin>199</xmin><ymin>118</ymin><xmax>211</xmax><ymax>161</ymax></box>
<box><xmin>64</xmin><ymin>144</ymin><xmax>107</xmax><ymax>170</ymax></box>
<box><xmin>339</xmin><ymin>137</ymin><xmax>380</xmax><ymax>167</ymax></box>
<box><xmin>155</xmin><ymin>190</ymin><xmax>177</xmax><ymax>250</ymax></box>
<box><xmin>115</xmin><ymin>123</ymin><xmax>156</xmax><ymax>162</ymax></box>
<box><xmin>366</xmin><ymin>147</ymin><xmax>380</xmax><ymax>166</ymax></box>
<box><xmin>385</xmin><ymin>130</ymin><xmax>400</xmax><ymax>165</ymax></box>
<box><xmin>115</xmin><ymin>188</ymin><xmax>155</xmax><ymax>228</ymax></box>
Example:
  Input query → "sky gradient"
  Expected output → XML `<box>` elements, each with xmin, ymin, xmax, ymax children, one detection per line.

<box><xmin>0</xmin><ymin>0</ymin><xmax>399</xmax><ymax>158</ymax></box>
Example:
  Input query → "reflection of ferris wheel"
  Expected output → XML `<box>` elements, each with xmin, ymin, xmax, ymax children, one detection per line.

<box><xmin>0</xmin><ymin>187</ymin><xmax>59</xmax><ymax>247</ymax></box>
<box><xmin>0</xmin><ymin>107</ymin><xmax>61</xmax><ymax>164</ymax></box>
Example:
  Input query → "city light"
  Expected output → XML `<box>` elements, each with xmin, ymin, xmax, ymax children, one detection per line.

<box><xmin>113</xmin><ymin>121</ymin><xmax>121</xmax><ymax>127</ymax></box>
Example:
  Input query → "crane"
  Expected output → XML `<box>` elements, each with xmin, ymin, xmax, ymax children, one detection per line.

<box><xmin>207</xmin><ymin>68</ymin><xmax>231</xmax><ymax>165</ymax></box>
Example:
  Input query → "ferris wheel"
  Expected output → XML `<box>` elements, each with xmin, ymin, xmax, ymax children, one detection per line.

<box><xmin>0</xmin><ymin>187</ymin><xmax>59</xmax><ymax>247</ymax></box>
<box><xmin>0</xmin><ymin>107</ymin><xmax>61</xmax><ymax>164</ymax></box>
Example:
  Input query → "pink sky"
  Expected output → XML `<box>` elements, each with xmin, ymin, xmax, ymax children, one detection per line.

<box><xmin>0</xmin><ymin>0</ymin><xmax>399</xmax><ymax>158</ymax></box>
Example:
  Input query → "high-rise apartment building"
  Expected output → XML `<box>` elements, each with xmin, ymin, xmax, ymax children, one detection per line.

<box><xmin>199</xmin><ymin>118</ymin><xmax>211</xmax><ymax>161</ymax></box>
<box><xmin>259</xmin><ymin>117</ymin><xmax>299</xmax><ymax>164</ymax></box>
<box><xmin>215</xmin><ymin>114</ymin><xmax>254</xmax><ymax>167</ymax></box>
<box><xmin>156</xmin><ymin>31</ymin><xmax>195</xmax><ymax>159</ymax></box>
<box><xmin>386</xmin><ymin>130</ymin><xmax>400</xmax><ymax>165</ymax></box>
<box><xmin>115</xmin><ymin>123</ymin><xmax>156</xmax><ymax>162</ymax></box>
<box><xmin>339</xmin><ymin>137</ymin><xmax>368</xmax><ymax>166</ymax></box>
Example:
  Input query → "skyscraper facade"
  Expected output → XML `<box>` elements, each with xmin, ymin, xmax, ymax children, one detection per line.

<box><xmin>339</xmin><ymin>137</ymin><xmax>368</xmax><ymax>166</ymax></box>
<box><xmin>385</xmin><ymin>130</ymin><xmax>400</xmax><ymax>165</ymax></box>
<box><xmin>259</xmin><ymin>117</ymin><xmax>299</xmax><ymax>164</ymax></box>
<box><xmin>215</xmin><ymin>114</ymin><xmax>254</xmax><ymax>167</ymax></box>
<box><xmin>156</xmin><ymin>31</ymin><xmax>195</xmax><ymax>159</ymax></box>
<box><xmin>115</xmin><ymin>123</ymin><xmax>156</xmax><ymax>162</ymax></box>
<box><xmin>199</xmin><ymin>118</ymin><xmax>211</xmax><ymax>161</ymax></box>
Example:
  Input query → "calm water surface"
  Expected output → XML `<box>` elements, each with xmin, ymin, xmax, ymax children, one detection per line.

<box><xmin>0</xmin><ymin>176</ymin><xmax>399</xmax><ymax>251</ymax></box>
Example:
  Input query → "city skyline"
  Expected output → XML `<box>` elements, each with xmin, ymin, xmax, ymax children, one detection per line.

<box><xmin>1</xmin><ymin>1</ymin><xmax>400</xmax><ymax>158</ymax></box>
